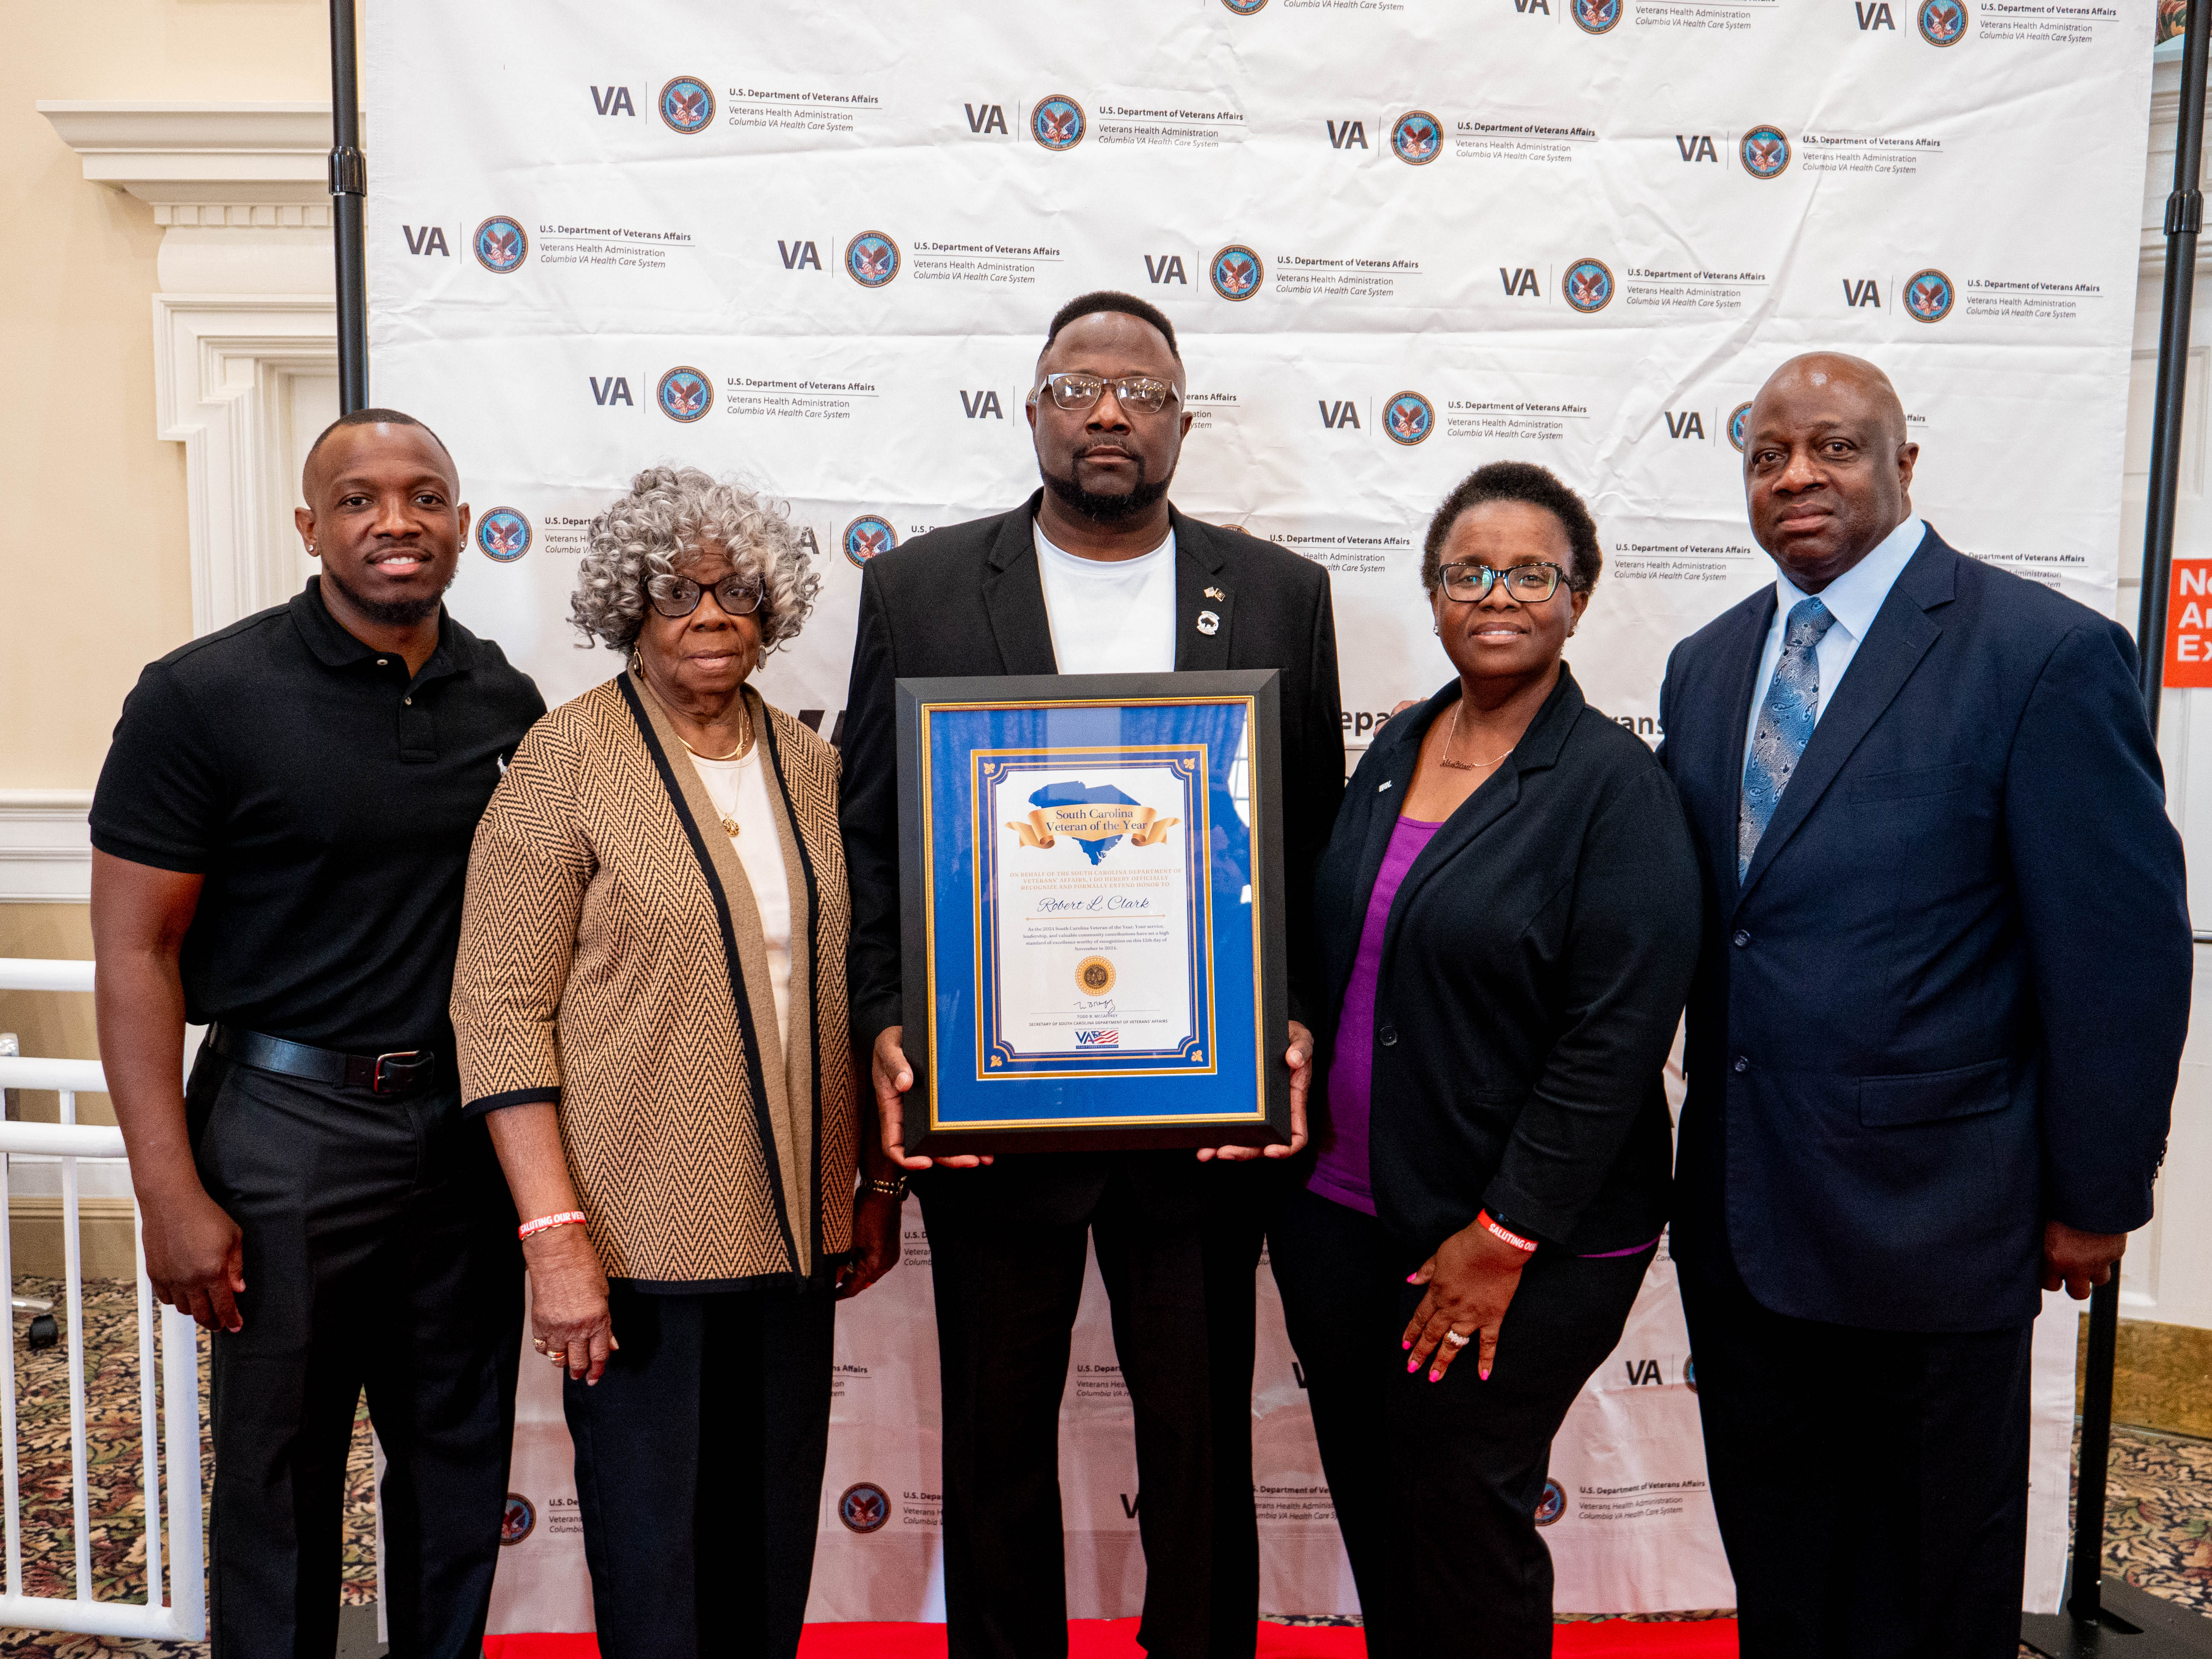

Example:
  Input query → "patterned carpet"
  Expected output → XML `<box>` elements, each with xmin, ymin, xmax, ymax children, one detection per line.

<box><xmin>0</xmin><ymin>1276</ymin><xmax>2202</xmax><ymax>1655</ymax></box>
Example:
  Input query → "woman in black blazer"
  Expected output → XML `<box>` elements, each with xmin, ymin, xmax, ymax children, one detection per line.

<box><xmin>1272</xmin><ymin>462</ymin><xmax>1701</xmax><ymax>1656</ymax></box>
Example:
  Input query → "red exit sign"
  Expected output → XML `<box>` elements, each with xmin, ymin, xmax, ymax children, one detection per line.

<box><xmin>2166</xmin><ymin>559</ymin><xmax>2212</xmax><ymax>688</ymax></box>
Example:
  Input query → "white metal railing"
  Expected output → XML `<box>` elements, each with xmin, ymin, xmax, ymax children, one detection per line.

<box><xmin>0</xmin><ymin>961</ymin><xmax>204</xmax><ymax>1640</ymax></box>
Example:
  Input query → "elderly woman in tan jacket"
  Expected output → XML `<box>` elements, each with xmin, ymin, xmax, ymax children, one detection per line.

<box><xmin>451</xmin><ymin>465</ymin><xmax>901</xmax><ymax>1659</ymax></box>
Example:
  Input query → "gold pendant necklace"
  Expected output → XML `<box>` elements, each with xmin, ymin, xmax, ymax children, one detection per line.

<box><xmin>675</xmin><ymin>707</ymin><xmax>754</xmax><ymax>838</ymax></box>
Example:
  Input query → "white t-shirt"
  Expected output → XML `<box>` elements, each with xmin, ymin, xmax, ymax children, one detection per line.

<box><xmin>1033</xmin><ymin>521</ymin><xmax>1177</xmax><ymax>675</ymax></box>
<box><xmin>690</xmin><ymin>743</ymin><xmax>792</xmax><ymax>1049</ymax></box>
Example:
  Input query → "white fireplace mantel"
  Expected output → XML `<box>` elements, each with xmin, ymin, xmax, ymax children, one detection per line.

<box><xmin>36</xmin><ymin>100</ymin><xmax>342</xmax><ymax>228</ymax></box>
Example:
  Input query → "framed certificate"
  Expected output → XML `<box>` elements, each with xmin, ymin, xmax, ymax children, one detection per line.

<box><xmin>895</xmin><ymin>671</ymin><xmax>1291</xmax><ymax>1154</ymax></box>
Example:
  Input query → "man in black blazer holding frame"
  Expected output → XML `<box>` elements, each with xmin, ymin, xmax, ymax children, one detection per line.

<box><xmin>839</xmin><ymin>291</ymin><xmax>1344</xmax><ymax>1659</ymax></box>
<box><xmin>1658</xmin><ymin>352</ymin><xmax>2191</xmax><ymax>1655</ymax></box>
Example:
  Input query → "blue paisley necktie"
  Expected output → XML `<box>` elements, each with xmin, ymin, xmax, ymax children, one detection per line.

<box><xmin>1739</xmin><ymin>597</ymin><xmax>1838</xmax><ymax>879</ymax></box>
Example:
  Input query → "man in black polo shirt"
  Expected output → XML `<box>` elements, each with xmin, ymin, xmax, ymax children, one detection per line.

<box><xmin>90</xmin><ymin>409</ymin><xmax>544</xmax><ymax>1658</ymax></box>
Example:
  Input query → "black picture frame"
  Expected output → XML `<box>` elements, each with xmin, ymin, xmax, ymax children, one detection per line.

<box><xmin>895</xmin><ymin>670</ymin><xmax>1291</xmax><ymax>1155</ymax></box>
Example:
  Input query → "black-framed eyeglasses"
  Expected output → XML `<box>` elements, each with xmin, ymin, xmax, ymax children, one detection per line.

<box><xmin>646</xmin><ymin>573</ymin><xmax>766</xmax><ymax>619</ymax></box>
<box><xmin>1439</xmin><ymin>562</ymin><xmax>1570</xmax><ymax>603</ymax></box>
<box><xmin>1030</xmin><ymin>373</ymin><xmax>1181</xmax><ymax>416</ymax></box>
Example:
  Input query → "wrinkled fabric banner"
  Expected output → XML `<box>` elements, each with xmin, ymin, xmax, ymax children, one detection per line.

<box><xmin>362</xmin><ymin>0</ymin><xmax>2139</xmax><ymax>1623</ymax></box>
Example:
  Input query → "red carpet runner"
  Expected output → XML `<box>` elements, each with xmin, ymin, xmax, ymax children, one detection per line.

<box><xmin>486</xmin><ymin>1620</ymin><xmax>1739</xmax><ymax>1657</ymax></box>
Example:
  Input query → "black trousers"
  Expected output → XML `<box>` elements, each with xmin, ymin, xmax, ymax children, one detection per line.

<box><xmin>922</xmin><ymin>1162</ymin><xmax>1261</xmax><ymax>1659</ymax></box>
<box><xmin>1269</xmin><ymin>1184</ymin><xmax>1650</xmax><ymax>1659</ymax></box>
<box><xmin>564</xmin><ymin>1283</ymin><xmax>836</xmax><ymax>1659</ymax></box>
<box><xmin>1679</xmin><ymin>1250</ymin><xmax>2032</xmax><ymax>1659</ymax></box>
<box><xmin>186</xmin><ymin>1050</ymin><xmax>521</xmax><ymax>1659</ymax></box>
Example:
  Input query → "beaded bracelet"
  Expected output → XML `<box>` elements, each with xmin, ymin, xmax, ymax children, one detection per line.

<box><xmin>1478</xmin><ymin>1210</ymin><xmax>1538</xmax><ymax>1254</ymax></box>
<box><xmin>518</xmin><ymin>1210</ymin><xmax>587</xmax><ymax>1241</ymax></box>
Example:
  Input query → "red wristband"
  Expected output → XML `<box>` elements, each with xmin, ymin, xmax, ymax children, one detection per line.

<box><xmin>1478</xmin><ymin>1210</ymin><xmax>1538</xmax><ymax>1254</ymax></box>
<box><xmin>518</xmin><ymin>1210</ymin><xmax>586</xmax><ymax>1241</ymax></box>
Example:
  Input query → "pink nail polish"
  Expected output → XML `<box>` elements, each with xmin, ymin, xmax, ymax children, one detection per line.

<box><xmin>1479</xmin><ymin>1366</ymin><xmax>1491</xmax><ymax>1381</ymax></box>
<box><xmin>1428</xmin><ymin>1368</ymin><xmax>1443</xmax><ymax>1382</ymax></box>
<box><xmin>1406</xmin><ymin>1356</ymin><xmax>1418</xmax><ymax>1372</ymax></box>
<box><xmin>1402</xmin><ymin>1338</ymin><xmax>1412</xmax><ymax>1350</ymax></box>
<box><xmin>1405</xmin><ymin>1273</ymin><xmax>1420</xmax><ymax>1283</ymax></box>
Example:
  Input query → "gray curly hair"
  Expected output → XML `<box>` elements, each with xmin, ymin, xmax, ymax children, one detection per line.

<box><xmin>569</xmin><ymin>465</ymin><xmax>818</xmax><ymax>653</ymax></box>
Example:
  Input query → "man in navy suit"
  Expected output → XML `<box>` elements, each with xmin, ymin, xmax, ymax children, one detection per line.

<box><xmin>1658</xmin><ymin>352</ymin><xmax>2191</xmax><ymax>1655</ymax></box>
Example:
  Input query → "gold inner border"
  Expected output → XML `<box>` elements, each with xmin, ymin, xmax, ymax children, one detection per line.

<box><xmin>921</xmin><ymin>696</ymin><xmax>1269</xmax><ymax>1132</ymax></box>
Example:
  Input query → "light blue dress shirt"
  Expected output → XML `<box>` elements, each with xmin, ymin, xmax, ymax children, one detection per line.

<box><xmin>1740</xmin><ymin>515</ymin><xmax>1927</xmax><ymax>785</ymax></box>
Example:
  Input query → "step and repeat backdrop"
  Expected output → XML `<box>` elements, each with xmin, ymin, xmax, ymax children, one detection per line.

<box><xmin>366</xmin><ymin>0</ymin><xmax>2149</xmax><ymax>1624</ymax></box>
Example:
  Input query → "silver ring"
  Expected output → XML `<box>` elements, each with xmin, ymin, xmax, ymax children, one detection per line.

<box><xmin>1443</xmin><ymin>1330</ymin><xmax>1472</xmax><ymax>1349</ymax></box>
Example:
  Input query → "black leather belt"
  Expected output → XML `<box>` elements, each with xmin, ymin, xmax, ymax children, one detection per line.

<box><xmin>206</xmin><ymin>1024</ymin><xmax>442</xmax><ymax>1096</ymax></box>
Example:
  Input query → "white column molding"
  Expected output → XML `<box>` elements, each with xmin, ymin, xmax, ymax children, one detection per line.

<box><xmin>0</xmin><ymin>793</ymin><xmax>95</xmax><ymax>905</ymax></box>
<box><xmin>153</xmin><ymin>296</ymin><xmax>338</xmax><ymax>636</ymax></box>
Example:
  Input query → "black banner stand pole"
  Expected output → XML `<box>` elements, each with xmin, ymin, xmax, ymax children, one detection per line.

<box><xmin>328</xmin><ymin>0</ymin><xmax>368</xmax><ymax>413</ymax></box>
<box><xmin>2021</xmin><ymin>3</ymin><xmax>2212</xmax><ymax>1653</ymax></box>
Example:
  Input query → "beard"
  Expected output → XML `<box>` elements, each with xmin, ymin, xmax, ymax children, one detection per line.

<box><xmin>320</xmin><ymin>559</ymin><xmax>454</xmax><ymax>627</ymax></box>
<box><xmin>1042</xmin><ymin>451</ymin><xmax>1174</xmax><ymax>524</ymax></box>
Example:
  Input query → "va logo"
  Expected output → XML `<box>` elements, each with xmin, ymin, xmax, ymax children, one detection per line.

<box><xmin>846</xmin><ymin>230</ymin><xmax>901</xmax><ymax>288</ymax></box>
<box><xmin>472</xmin><ymin>216</ymin><xmax>528</xmax><ymax>275</ymax></box>
<box><xmin>1391</xmin><ymin>110</ymin><xmax>1443</xmax><ymax>166</ymax></box>
<box><xmin>501</xmin><ymin>1493</ymin><xmax>536</xmax><ymax>1545</ymax></box>
<box><xmin>657</xmin><ymin>366</ymin><xmax>713</xmax><ymax>422</ymax></box>
<box><xmin>1563</xmin><ymin>256</ymin><xmax>1615</xmax><ymax>313</ymax></box>
<box><xmin>1727</xmin><ymin>401</ymin><xmax>1752</xmax><ymax>453</ymax></box>
<box><xmin>659</xmin><ymin>76</ymin><xmax>715</xmax><ymax>134</ymax></box>
<box><xmin>1918</xmin><ymin>0</ymin><xmax>1967</xmax><ymax>44</ymax></box>
<box><xmin>1382</xmin><ymin>391</ymin><xmax>1435</xmax><ymax>446</ymax></box>
<box><xmin>1572</xmin><ymin>0</ymin><xmax>1622</xmax><ymax>32</ymax></box>
<box><xmin>844</xmin><ymin>515</ymin><xmax>898</xmax><ymax>567</ymax></box>
<box><xmin>1211</xmin><ymin>244</ymin><xmax>1264</xmax><ymax>302</ymax></box>
<box><xmin>1032</xmin><ymin>95</ymin><xmax>1086</xmax><ymax>151</ymax></box>
<box><xmin>838</xmin><ymin>1482</ymin><xmax>891</xmax><ymax>1534</ymax></box>
<box><xmin>476</xmin><ymin>507</ymin><xmax>532</xmax><ymax>562</ymax></box>
<box><xmin>1903</xmin><ymin>267</ymin><xmax>1954</xmax><ymax>323</ymax></box>
<box><xmin>1740</xmin><ymin>125</ymin><xmax>1790</xmax><ymax>179</ymax></box>
<box><xmin>1534</xmin><ymin>1480</ymin><xmax>1566</xmax><ymax>1527</ymax></box>
<box><xmin>1221</xmin><ymin>0</ymin><xmax>1269</xmax><ymax>12</ymax></box>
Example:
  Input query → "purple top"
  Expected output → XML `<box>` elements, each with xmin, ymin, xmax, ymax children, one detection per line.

<box><xmin>1308</xmin><ymin>815</ymin><xmax>1443</xmax><ymax>1215</ymax></box>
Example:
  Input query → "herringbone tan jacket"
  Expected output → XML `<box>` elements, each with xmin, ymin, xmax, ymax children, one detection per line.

<box><xmin>451</xmin><ymin>672</ymin><xmax>857</xmax><ymax>1286</ymax></box>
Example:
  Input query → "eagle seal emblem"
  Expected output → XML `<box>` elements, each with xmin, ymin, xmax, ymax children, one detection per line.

<box><xmin>1382</xmin><ymin>392</ymin><xmax>1435</xmax><ymax>446</ymax></box>
<box><xmin>1563</xmin><ymin>257</ymin><xmax>1615</xmax><ymax>314</ymax></box>
<box><xmin>1903</xmin><ymin>268</ymin><xmax>1955</xmax><ymax>323</ymax></box>
<box><xmin>1031</xmin><ymin>96</ymin><xmax>1086</xmax><ymax>151</ymax></box>
<box><xmin>1740</xmin><ymin>126</ymin><xmax>1790</xmax><ymax>180</ymax></box>
<box><xmin>1211</xmin><ymin>245</ymin><xmax>1264</xmax><ymax>302</ymax></box>
<box><xmin>657</xmin><ymin>367</ymin><xmax>713</xmax><ymax>423</ymax></box>
<box><xmin>1391</xmin><ymin>111</ymin><xmax>1443</xmax><ymax>166</ymax></box>
<box><xmin>845</xmin><ymin>231</ymin><xmax>901</xmax><ymax>288</ymax></box>
<box><xmin>659</xmin><ymin>76</ymin><xmax>715</xmax><ymax>133</ymax></box>
<box><xmin>476</xmin><ymin>507</ymin><xmax>531</xmax><ymax>562</ymax></box>
<box><xmin>472</xmin><ymin>216</ymin><xmax>527</xmax><ymax>274</ymax></box>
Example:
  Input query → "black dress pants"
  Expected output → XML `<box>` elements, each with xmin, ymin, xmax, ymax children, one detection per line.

<box><xmin>1269</xmin><ymin>1184</ymin><xmax>1650</xmax><ymax>1659</ymax></box>
<box><xmin>186</xmin><ymin>1050</ymin><xmax>521</xmax><ymax>1659</ymax></box>
<box><xmin>923</xmin><ymin>1161</ymin><xmax>1259</xmax><ymax>1659</ymax></box>
<box><xmin>1678</xmin><ymin>1249</ymin><xmax>2033</xmax><ymax>1659</ymax></box>
<box><xmin>563</xmin><ymin>1282</ymin><xmax>836</xmax><ymax>1659</ymax></box>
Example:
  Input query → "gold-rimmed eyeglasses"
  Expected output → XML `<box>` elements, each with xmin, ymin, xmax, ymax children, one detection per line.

<box><xmin>1030</xmin><ymin>373</ymin><xmax>1182</xmax><ymax>416</ymax></box>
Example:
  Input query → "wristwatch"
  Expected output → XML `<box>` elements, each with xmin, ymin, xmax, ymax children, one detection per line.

<box><xmin>863</xmin><ymin>1174</ymin><xmax>909</xmax><ymax>1203</ymax></box>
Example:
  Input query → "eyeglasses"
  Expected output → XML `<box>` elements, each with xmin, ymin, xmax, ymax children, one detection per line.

<box><xmin>646</xmin><ymin>573</ymin><xmax>766</xmax><ymax>619</ymax></box>
<box><xmin>1439</xmin><ymin>562</ymin><xmax>1571</xmax><ymax>603</ymax></box>
<box><xmin>1030</xmin><ymin>373</ymin><xmax>1181</xmax><ymax>416</ymax></box>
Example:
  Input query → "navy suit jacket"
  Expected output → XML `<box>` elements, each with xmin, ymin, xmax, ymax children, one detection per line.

<box><xmin>1659</xmin><ymin>525</ymin><xmax>2191</xmax><ymax>1331</ymax></box>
